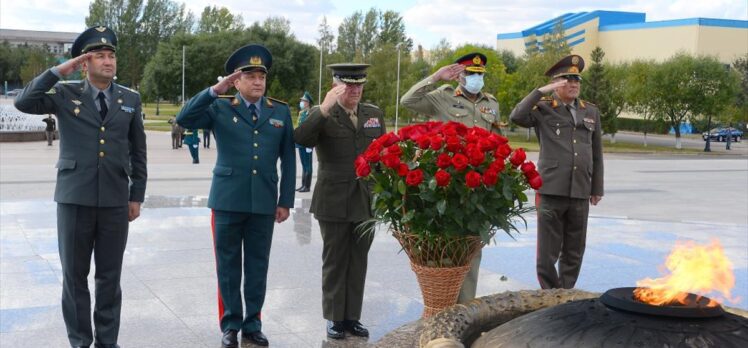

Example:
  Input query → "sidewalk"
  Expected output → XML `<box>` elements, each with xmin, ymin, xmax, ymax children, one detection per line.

<box><xmin>1</xmin><ymin>131</ymin><xmax>746</xmax><ymax>347</ymax></box>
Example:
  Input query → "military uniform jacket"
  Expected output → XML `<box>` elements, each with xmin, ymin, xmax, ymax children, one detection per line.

<box><xmin>293</xmin><ymin>103</ymin><xmax>386</xmax><ymax>222</ymax></box>
<box><xmin>401</xmin><ymin>77</ymin><xmax>501</xmax><ymax>133</ymax></box>
<box><xmin>510</xmin><ymin>89</ymin><xmax>603</xmax><ymax>199</ymax></box>
<box><xmin>14</xmin><ymin>69</ymin><xmax>147</xmax><ymax>207</ymax></box>
<box><xmin>177</xmin><ymin>88</ymin><xmax>295</xmax><ymax>214</ymax></box>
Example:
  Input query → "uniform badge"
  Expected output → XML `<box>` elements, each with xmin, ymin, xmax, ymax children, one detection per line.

<box><xmin>555</xmin><ymin>129</ymin><xmax>560</xmax><ymax>136</ymax></box>
<box><xmin>120</xmin><ymin>105</ymin><xmax>134</xmax><ymax>113</ymax></box>
<box><xmin>269</xmin><ymin>119</ymin><xmax>284</xmax><ymax>128</ymax></box>
<box><xmin>45</xmin><ymin>88</ymin><xmax>56</xmax><ymax>94</ymax></box>
<box><xmin>117</xmin><ymin>98</ymin><xmax>123</xmax><ymax>104</ymax></box>
<box><xmin>363</xmin><ymin>118</ymin><xmax>381</xmax><ymax>128</ymax></box>
<box><xmin>72</xmin><ymin>100</ymin><xmax>82</xmax><ymax>105</ymax></box>
<box><xmin>583</xmin><ymin>117</ymin><xmax>595</xmax><ymax>124</ymax></box>
<box><xmin>233</xmin><ymin>116</ymin><xmax>238</xmax><ymax>123</ymax></box>
<box><xmin>452</xmin><ymin>104</ymin><xmax>465</xmax><ymax>109</ymax></box>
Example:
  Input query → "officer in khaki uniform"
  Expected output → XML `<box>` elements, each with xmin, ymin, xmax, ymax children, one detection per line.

<box><xmin>177</xmin><ymin>44</ymin><xmax>295</xmax><ymax>348</ymax></box>
<box><xmin>401</xmin><ymin>52</ymin><xmax>502</xmax><ymax>133</ymax></box>
<box><xmin>14</xmin><ymin>26</ymin><xmax>147</xmax><ymax>348</ymax></box>
<box><xmin>400</xmin><ymin>52</ymin><xmax>501</xmax><ymax>304</ymax></box>
<box><xmin>294</xmin><ymin>64</ymin><xmax>386</xmax><ymax>340</ymax></box>
<box><xmin>509</xmin><ymin>55</ymin><xmax>604</xmax><ymax>289</ymax></box>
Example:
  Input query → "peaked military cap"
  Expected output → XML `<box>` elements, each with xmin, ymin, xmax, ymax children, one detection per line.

<box><xmin>328</xmin><ymin>63</ymin><xmax>370</xmax><ymax>84</ymax></box>
<box><xmin>300</xmin><ymin>91</ymin><xmax>314</xmax><ymax>105</ymax></box>
<box><xmin>71</xmin><ymin>26</ymin><xmax>117</xmax><ymax>58</ymax></box>
<box><xmin>545</xmin><ymin>54</ymin><xmax>585</xmax><ymax>79</ymax></box>
<box><xmin>455</xmin><ymin>52</ymin><xmax>487</xmax><ymax>73</ymax></box>
<box><xmin>225</xmin><ymin>44</ymin><xmax>272</xmax><ymax>74</ymax></box>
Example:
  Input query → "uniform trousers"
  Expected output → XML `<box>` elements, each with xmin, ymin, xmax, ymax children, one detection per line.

<box><xmin>318</xmin><ymin>221</ymin><xmax>373</xmax><ymax>321</ymax></box>
<box><xmin>536</xmin><ymin>194</ymin><xmax>589</xmax><ymax>289</ymax></box>
<box><xmin>211</xmin><ymin>210</ymin><xmax>274</xmax><ymax>334</ymax></box>
<box><xmin>57</xmin><ymin>203</ymin><xmax>129</xmax><ymax>347</ymax></box>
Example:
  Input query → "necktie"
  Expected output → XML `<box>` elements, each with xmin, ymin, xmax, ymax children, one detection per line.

<box><xmin>248</xmin><ymin>104</ymin><xmax>258</xmax><ymax>123</ymax></box>
<box><xmin>349</xmin><ymin>110</ymin><xmax>358</xmax><ymax>126</ymax></box>
<box><xmin>565</xmin><ymin>104</ymin><xmax>576</xmax><ymax>124</ymax></box>
<box><xmin>97</xmin><ymin>92</ymin><xmax>108</xmax><ymax>120</ymax></box>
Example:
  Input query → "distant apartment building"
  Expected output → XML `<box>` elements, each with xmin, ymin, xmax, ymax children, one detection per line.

<box><xmin>0</xmin><ymin>28</ymin><xmax>78</xmax><ymax>56</ymax></box>
<box><xmin>496</xmin><ymin>11</ymin><xmax>748</xmax><ymax>64</ymax></box>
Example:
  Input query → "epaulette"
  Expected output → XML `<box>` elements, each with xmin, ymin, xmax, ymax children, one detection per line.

<box><xmin>579</xmin><ymin>99</ymin><xmax>595</xmax><ymax>109</ymax></box>
<box><xmin>118</xmin><ymin>85</ymin><xmax>140</xmax><ymax>95</ymax></box>
<box><xmin>58</xmin><ymin>80</ymin><xmax>79</xmax><ymax>84</ymax></box>
<box><xmin>539</xmin><ymin>96</ymin><xmax>553</xmax><ymax>102</ymax></box>
<box><xmin>266</xmin><ymin>97</ymin><xmax>287</xmax><ymax>106</ymax></box>
<box><xmin>484</xmin><ymin>92</ymin><xmax>497</xmax><ymax>101</ymax></box>
<box><xmin>217</xmin><ymin>94</ymin><xmax>234</xmax><ymax>99</ymax></box>
<box><xmin>437</xmin><ymin>84</ymin><xmax>455</xmax><ymax>92</ymax></box>
<box><xmin>360</xmin><ymin>102</ymin><xmax>380</xmax><ymax>110</ymax></box>
<box><xmin>45</xmin><ymin>87</ymin><xmax>56</xmax><ymax>95</ymax></box>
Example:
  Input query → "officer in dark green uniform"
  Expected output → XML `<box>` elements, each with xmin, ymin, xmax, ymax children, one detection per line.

<box><xmin>177</xmin><ymin>44</ymin><xmax>295</xmax><ymax>348</ymax></box>
<box><xmin>294</xmin><ymin>63</ymin><xmax>386</xmax><ymax>340</ymax></box>
<box><xmin>509</xmin><ymin>55</ymin><xmax>604</xmax><ymax>289</ymax></box>
<box><xmin>14</xmin><ymin>26</ymin><xmax>147</xmax><ymax>348</ymax></box>
<box><xmin>183</xmin><ymin>128</ymin><xmax>200</xmax><ymax>163</ymax></box>
<box><xmin>295</xmin><ymin>91</ymin><xmax>314</xmax><ymax>192</ymax></box>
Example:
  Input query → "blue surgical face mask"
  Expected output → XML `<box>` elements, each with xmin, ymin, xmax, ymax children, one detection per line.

<box><xmin>299</xmin><ymin>101</ymin><xmax>306</xmax><ymax>109</ymax></box>
<box><xmin>463</xmin><ymin>74</ymin><xmax>484</xmax><ymax>94</ymax></box>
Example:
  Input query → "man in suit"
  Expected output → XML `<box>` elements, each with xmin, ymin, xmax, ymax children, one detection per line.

<box><xmin>14</xmin><ymin>26</ymin><xmax>147</xmax><ymax>348</ymax></box>
<box><xmin>177</xmin><ymin>44</ymin><xmax>295</xmax><ymax>348</ymax></box>
<box><xmin>509</xmin><ymin>54</ymin><xmax>604</xmax><ymax>289</ymax></box>
<box><xmin>294</xmin><ymin>63</ymin><xmax>386</xmax><ymax>340</ymax></box>
<box><xmin>401</xmin><ymin>52</ymin><xmax>502</xmax><ymax>304</ymax></box>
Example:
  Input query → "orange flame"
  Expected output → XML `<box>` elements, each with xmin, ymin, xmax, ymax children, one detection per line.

<box><xmin>634</xmin><ymin>239</ymin><xmax>736</xmax><ymax>307</ymax></box>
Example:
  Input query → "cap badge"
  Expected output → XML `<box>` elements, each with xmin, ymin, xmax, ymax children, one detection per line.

<box><xmin>472</xmin><ymin>56</ymin><xmax>482</xmax><ymax>65</ymax></box>
<box><xmin>569</xmin><ymin>66</ymin><xmax>579</xmax><ymax>73</ymax></box>
<box><xmin>571</xmin><ymin>56</ymin><xmax>579</xmax><ymax>65</ymax></box>
<box><xmin>101</xmin><ymin>38</ymin><xmax>107</xmax><ymax>43</ymax></box>
<box><xmin>249</xmin><ymin>56</ymin><xmax>262</xmax><ymax>65</ymax></box>
<box><xmin>95</xmin><ymin>26</ymin><xmax>106</xmax><ymax>32</ymax></box>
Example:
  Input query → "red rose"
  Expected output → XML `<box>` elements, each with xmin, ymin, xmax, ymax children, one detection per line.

<box><xmin>435</xmin><ymin>169</ymin><xmax>451</xmax><ymax>187</ymax></box>
<box><xmin>520</xmin><ymin>161</ymin><xmax>536</xmax><ymax>174</ymax></box>
<box><xmin>363</xmin><ymin>148</ymin><xmax>380</xmax><ymax>163</ymax></box>
<box><xmin>465</xmin><ymin>170</ymin><xmax>481</xmax><ymax>188</ymax></box>
<box><xmin>430</xmin><ymin>135</ymin><xmax>444</xmax><ymax>150</ymax></box>
<box><xmin>382</xmin><ymin>154</ymin><xmax>401</xmax><ymax>169</ymax></box>
<box><xmin>379</xmin><ymin>132</ymin><xmax>399</xmax><ymax>147</ymax></box>
<box><xmin>355</xmin><ymin>162</ymin><xmax>371</xmax><ymax>177</ymax></box>
<box><xmin>397</xmin><ymin>163</ymin><xmax>409</xmax><ymax>177</ymax></box>
<box><xmin>405</xmin><ymin>169</ymin><xmax>424</xmax><ymax>186</ymax></box>
<box><xmin>467</xmin><ymin>148</ymin><xmax>485</xmax><ymax>167</ymax></box>
<box><xmin>385</xmin><ymin>144</ymin><xmax>403</xmax><ymax>156</ymax></box>
<box><xmin>445</xmin><ymin>136</ymin><xmax>462</xmax><ymax>152</ymax></box>
<box><xmin>496</xmin><ymin>143</ymin><xmax>512</xmax><ymax>158</ymax></box>
<box><xmin>452</xmin><ymin>153</ymin><xmax>469</xmax><ymax>171</ymax></box>
<box><xmin>489</xmin><ymin>160</ymin><xmax>505</xmax><ymax>172</ymax></box>
<box><xmin>491</xmin><ymin>134</ymin><xmax>509</xmax><ymax>145</ymax></box>
<box><xmin>483</xmin><ymin>168</ymin><xmax>499</xmax><ymax>186</ymax></box>
<box><xmin>355</xmin><ymin>155</ymin><xmax>367</xmax><ymax>170</ymax></box>
<box><xmin>416</xmin><ymin>136</ymin><xmax>431</xmax><ymax>149</ymax></box>
<box><xmin>436</xmin><ymin>153</ymin><xmax>452</xmax><ymax>169</ymax></box>
<box><xmin>442</xmin><ymin>126</ymin><xmax>458</xmax><ymax>137</ymax></box>
<box><xmin>465</xmin><ymin>133</ymin><xmax>480</xmax><ymax>144</ymax></box>
<box><xmin>510</xmin><ymin>148</ymin><xmax>526</xmax><ymax>166</ymax></box>
<box><xmin>528</xmin><ymin>174</ymin><xmax>543</xmax><ymax>190</ymax></box>
<box><xmin>478</xmin><ymin>138</ymin><xmax>494</xmax><ymax>152</ymax></box>
<box><xmin>524</xmin><ymin>168</ymin><xmax>539</xmax><ymax>180</ymax></box>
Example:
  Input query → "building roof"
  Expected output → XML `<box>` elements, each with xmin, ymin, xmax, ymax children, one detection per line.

<box><xmin>0</xmin><ymin>28</ymin><xmax>78</xmax><ymax>43</ymax></box>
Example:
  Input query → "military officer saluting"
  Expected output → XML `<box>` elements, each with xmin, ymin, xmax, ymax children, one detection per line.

<box><xmin>294</xmin><ymin>64</ymin><xmax>386</xmax><ymax>340</ymax></box>
<box><xmin>177</xmin><ymin>44</ymin><xmax>295</xmax><ymax>348</ymax></box>
<box><xmin>401</xmin><ymin>52</ymin><xmax>502</xmax><ymax>133</ymax></box>
<box><xmin>14</xmin><ymin>26</ymin><xmax>147</xmax><ymax>348</ymax></box>
<box><xmin>509</xmin><ymin>54</ymin><xmax>604</xmax><ymax>290</ymax></box>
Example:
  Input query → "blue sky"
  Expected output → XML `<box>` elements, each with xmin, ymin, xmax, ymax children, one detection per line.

<box><xmin>1</xmin><ymin>0</ymin><xmax>746</xmax><ymax>49</ymax></box>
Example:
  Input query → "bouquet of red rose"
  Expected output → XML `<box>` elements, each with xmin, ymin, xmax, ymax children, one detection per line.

<box><xmin>356</xmin><ymin>121</ymin><xmax>542</xmax><ymax>267</ymax></box>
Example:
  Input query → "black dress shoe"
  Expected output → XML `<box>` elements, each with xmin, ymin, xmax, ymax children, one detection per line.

<box><xmin>345</xmin><ymin>320</ymin><xmax>369</xmax><ymax>337</ymax></box>
<box><xmin>326</xmin><ymin>320</ymin><xmax>346</xmax><ymax>339</ymax></box>
<box><xmin>94</xmin><ymin>344</ymin><xmax>120</xmax><ymax>348</ymax></box>
<box><xmin>242</xmin><ymin>330</ymin><xmax>269</xmax><ymax>346</ymax></box>
<box><xmin>221</xmin><ymin>329</ymin><xmax>238</xmax><ymax>348</ymax></box>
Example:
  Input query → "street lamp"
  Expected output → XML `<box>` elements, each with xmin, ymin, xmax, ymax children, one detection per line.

<box><xmin>318</xmin><ymin>43</ymin><xmax>323</xmax><ymax>104</ymax></box>
<box><xmin>181</xmin><ymin>45</ymin><xmax>186</xmax><ymax>105</ymax></box>
<box><xmin>395</xmin><ymin>42</ymin><xmax>403</xmax><ymax>132</ymax></box>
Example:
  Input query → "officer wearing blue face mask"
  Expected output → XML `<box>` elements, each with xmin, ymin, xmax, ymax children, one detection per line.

<box><xmin>401</xmin><ymin>52</ymin><xmax>502</xmax><ymax>134</ymax></box>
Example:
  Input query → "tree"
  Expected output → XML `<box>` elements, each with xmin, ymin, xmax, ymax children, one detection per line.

<box><xmin>625</xmin><ymin>60</ymin><xmax>658</xmax><ymax>146</ymax></box>
<box><xmin>650</xmin><ymin>53</ymin><xmax>739</xmax><ymax>149</ymax></box>
<box><xmin>582</xmin><ymin>47</ymin><xmax>616</xmax><ymax>142</ymax></box>
<box><xmin>335</xmin><ymin>9</ymin><xmax>412</xmax><ymax>63</ymax></box>
<box><xmin>20</xmin><ymin>47</ymin><xmax>56</xmax><ymax>85</ymax></box>
<box><xmin>498</xmin><ymin>49</ymin><xmax>520</xmax><ymax>74</ymax></box>
<box><xmin>378</xmin><ymin>10</ymin><xmax>413</xmax><ymax>52</ymax></box>
<box><xmin>428</xmin><ymin>38</ymin><xmax>452</xmax><ymax>66</ymax></box>
<box><xmin>359</xmin><ymin>8</ymin><xmax>379</xmax><ymax>61</ymax></box>
<box><xmin>197</xmin><ymin>5</ymin><xmax>243</xmax><ymax>33</ymax></box>
<box><xmin>317</xmin><ymin>16</ymin><xmax>335</xmax><ymax>53</ymax></box>
<box><xmin>337</xmin><ymin>11</ymin><xmax>362</xmax><ymax>61</ymax></box>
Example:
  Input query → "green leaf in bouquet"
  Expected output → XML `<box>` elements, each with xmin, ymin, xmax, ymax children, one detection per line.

<box><xmin>437</xmin><ymin>200</ymin><xmax>447</xmax><ymax>215</ymax></box>
<box><xmin>398</xmin><ymin>180</ymin><xmax>406</xmax><ymax>195</ymax></box>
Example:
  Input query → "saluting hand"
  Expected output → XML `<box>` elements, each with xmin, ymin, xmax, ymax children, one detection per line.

<box><xmin>56</xmin><ymin>53</ymin><xmax>92</xmax><ymax>76</ymax></box>
<box><xmin>320</xmin><ymin>85</ymin><xmax>346</xmax><ymax>117</ymax></box>
<box><xmin>211</xmin><ymin>70</ymin><xmax>243</xmax><ymax>95</ymax></box>
<box><xmin>538</xmin><ymin>80</ymin><xmax>568</xmax><ymax>94</ymax></box>
<box><xmin>432</xmin><ymin>63</ymin><xmax>465</xmax><ymax>82</ymax></box>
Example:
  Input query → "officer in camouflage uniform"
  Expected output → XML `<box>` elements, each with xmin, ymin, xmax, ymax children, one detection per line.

<box><xmin>14</xmin><ymin>26</ymin><xmax>147</xmax><ymax>348</ymax></box>
<box><xmin>400</xmin><ymin>52</ymin><xmax>502</xmax><ymax>304</ymax></box>
<box><xmin>294</xmin><ymin>63</ymin><xmax>386</xmax><ymax>340</ymax></box>
<box><xmin>509</xmin><ymin>54</ymin><xmax>604</xmax><ymax>289</ymax></box>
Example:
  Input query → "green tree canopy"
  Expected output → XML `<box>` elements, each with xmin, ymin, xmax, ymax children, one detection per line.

<box><xmin>197</xmin><ymin>5</ymin><xmax>243</xmax><ymax>33</ymax></box>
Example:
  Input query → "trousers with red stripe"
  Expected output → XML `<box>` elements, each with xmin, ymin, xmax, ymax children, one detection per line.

<box><xmin>212</xmin><ymin>210</ymin><xmax>275</xmax><ymax>333</ymax></box>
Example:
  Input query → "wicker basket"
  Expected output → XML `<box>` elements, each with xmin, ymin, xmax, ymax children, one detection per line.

<box><xmin>411</xmin><ymin>261</ymin><xmax>472</xmax><ymax>318</ymax></box>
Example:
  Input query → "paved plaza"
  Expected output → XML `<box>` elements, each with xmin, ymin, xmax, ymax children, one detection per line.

<box><xmin>1</xmin><ymin>130</ymin><xmax>747</xmax><ymax>347</ymax></box>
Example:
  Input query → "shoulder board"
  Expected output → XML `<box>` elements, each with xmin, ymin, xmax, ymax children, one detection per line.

<box><xmin>58</xmin><ymin>80</ymin><xmax>79</xmax><ymax>84</ymax></box>
<box><xmin>437</xmin><ymin>84</ymin><xmax>455</xmax><ymax>91</ymax></box>
<box><xmin>117</xmin><ymin>85</ymin><xmax>140</xmax><ymax>95</ymax></box>
<box><xmin>484</xmin><ymin>92</ymin><xmax>497</xmax><ymax>100</ymax></box>
<box><xmin>580</xmin><ymin>99</ymin><xmax>595</xmax><ymax>107</ymax></box>
<box><xmin>45</xmin><ymin>87</ymin><xmax>56</xmax><ymax>95</ymax></box>
<box><xmin>539</xmin><ymin>96</ymin><xmax>553</xmax><ymax>101</ymax></box>
<box><xmin>360</xmin><ymin>103</ymin><xmax>380</xmax><ymax>110</ymax></box>
<box><xmin>217</xmin><ymin>94</ymin><xmax>234</xmax><ymax>100</ymax></box>
<box><xmin>267</xmin><ymin>97</ymin><xmax>287</xmax><ymax>106</ymax></box>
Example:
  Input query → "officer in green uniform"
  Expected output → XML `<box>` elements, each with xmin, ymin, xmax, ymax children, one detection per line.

<box><xmin>177</xmin><ymin>44</ymin><xmax>295</xmax><ymax>348</ymax></box>
<box><xmin>400</xmin><ymin>52</ymin><xmax>501</xmax><ymax>304</ymax></box>
<box><xmin>183</xmin><ymin>128</ymin><xmax>200</xmax><ymax>163</ymax></box>
<box><xmin>14</xmin><ymin>26</ymin><xmax>147</xmax><ymax>348</ymax></box>
<box><xmin>401</xmin><ymin>52</ymin><xmax>502</xmax><ymax>133</ymax></box>
<box><xmin>509</xmin><ymin>54</ymin><xmax>604</xmax><ymax>289</ymax></box>
<box><xmin>294</xmin><ymin>63</ymin><xmax>386</xmax><ymax>340</ymax></box>
<box><xmin>295</xmin><ymin>91</ymin><xmax>314</xmax><ymax>192</ymax></box>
